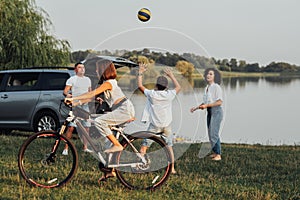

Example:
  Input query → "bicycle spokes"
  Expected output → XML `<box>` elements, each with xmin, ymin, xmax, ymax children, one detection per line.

<box><xmin>18</xmin><ymin>132</ymin><xmax>78</xmax><ymax>188</ymax></box>
<box><xmin>114</xmin><ymin>135</ymin><xmax>172</xmax><ymax>190</ymax></box>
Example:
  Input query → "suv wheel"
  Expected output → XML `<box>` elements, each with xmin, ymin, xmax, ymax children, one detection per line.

<box><xmin>33</xmin><ymin>111</ymin><xmax>59</xmax><ymax>132</ymax></box>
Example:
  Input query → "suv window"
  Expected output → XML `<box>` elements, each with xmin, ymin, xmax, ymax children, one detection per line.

<box><xmin>5</xmin><ymin>73</ymin><xmax>40</xmax><ymax>92</ymax></box>
<box><xmin>41</xmin><ymin>72</ymin><xmax>70</xmax><ymax>90</ymax></box>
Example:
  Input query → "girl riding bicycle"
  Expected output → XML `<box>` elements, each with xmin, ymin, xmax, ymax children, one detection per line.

<box><xmin>65</xmin><ymin>59</ymin><xmax>135</xmax><ymax>181</ymax></box>
<box><xmin>19</xmin><ymin>59</ymin><xmax>172</xmax><ymax>190</ymax></box>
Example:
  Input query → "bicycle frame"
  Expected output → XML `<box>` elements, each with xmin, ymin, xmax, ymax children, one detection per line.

<box><xmin>18</xmin><ymin>103</ymin><xmax>172</xmax><ymax>190</ymax></box>
<box><xmin>65</xmin><ymin>108</ymin><xmax>147</xmax><ymax>168</ymax></box>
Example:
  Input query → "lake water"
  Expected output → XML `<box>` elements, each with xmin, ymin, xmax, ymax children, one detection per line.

<box><xmin>124</xmin><ymin>76</ymin><xmax>300</xmax><ymax>146</ymax></box>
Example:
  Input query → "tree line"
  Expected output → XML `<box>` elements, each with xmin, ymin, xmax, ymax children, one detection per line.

<box><xmin>71</xmin><ymin>49</ymin><xmax>300</xmax><ymax>74</ymax></box>
<box><xmin>216</xmin><ymin>58</ymin><xmax>299</xmax><ymax>73</ymax></box>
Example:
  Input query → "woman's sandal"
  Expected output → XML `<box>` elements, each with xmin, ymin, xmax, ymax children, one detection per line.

<box><xmin>98</xmin><ymin>171</ymin><xmax>116</xmax><ymax>183</ymax></box>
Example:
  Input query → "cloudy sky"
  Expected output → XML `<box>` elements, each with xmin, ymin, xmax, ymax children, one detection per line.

<box><xmin>36</xmin><ymin>0</ymin><xmax>300</xmax><ymax>66</ymax></box>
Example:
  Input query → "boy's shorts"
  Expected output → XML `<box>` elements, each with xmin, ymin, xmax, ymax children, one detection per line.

<box><xmin>142</xmin><ymin>123</ymin><xmax>174</xmax><ymax>147</ymax></box>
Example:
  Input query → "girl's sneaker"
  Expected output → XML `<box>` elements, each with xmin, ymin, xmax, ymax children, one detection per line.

<box><xmin>62</xmin><ymin>149</ymin><xmax>68</xmax><ymax>156</ymax></box>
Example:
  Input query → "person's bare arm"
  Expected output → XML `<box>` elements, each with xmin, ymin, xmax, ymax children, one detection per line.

<box><xmin>137</xmin><ymin>63</ymin><xmax>147</xmax><ymax>93</ymax></box>
<box><xmin>190</xmin><ymin>99</ymin><xmax>223</xmax><ymax>113</ymax></box>
<box><xmin>63</xmin><ymin>85</ymin><xmax>72</xmax><ymax>97</ymax></box>
<box><xmin>199</xmin><ymin>99</ymin><xmax>222</xmax><ymax>109</ymax></box>
<box><xmin>65</xmin><ymin>82</ymin><xmax>112</xmax><ymax>105</ymax></box>
<box><xmin>71</xmin><ymin>84</ymin><xmax>93</xmax><ymax>105</ymax></box>
<box><xmin>164</xmin><ymin>68</ymin><xmax>181</xmax><ymax>94</ymax></box>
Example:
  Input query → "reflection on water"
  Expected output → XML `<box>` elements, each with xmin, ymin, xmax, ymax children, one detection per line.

<box><xmin>125</xmin><ymin>73</ymin><xmax>300</xmax><ymax>94</ymax></box>
<box><xmin>221</xmin><ymin>76</ymin><xmax>299</xmax><ymax>90</ymax></box>
<box><xmin>222</xmin><ymin>77</ymin><xmax>260</xmax><ymax>90</ymax></box>
<box><xmin>221</xmin><ymin>76</ymin><xmax>300</xmax><ymax>145</ymax></box>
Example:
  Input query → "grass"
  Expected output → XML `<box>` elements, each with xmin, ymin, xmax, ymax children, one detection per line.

<box><xmin>0</xmin><ymin>132</ymin><xmax>299</xmax><ymax>200</ymax></box>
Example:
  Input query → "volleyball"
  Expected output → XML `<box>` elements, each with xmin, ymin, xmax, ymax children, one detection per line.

<box><xmin>138</xmin><ymin>8</ymin><xmax>151</xmax><ymax>22</ymax></box>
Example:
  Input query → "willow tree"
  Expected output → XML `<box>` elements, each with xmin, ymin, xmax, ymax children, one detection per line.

<box><xmin>0</xmin><ymin>0</ymin><xmax>71</xmax><ymax>69</ymax></box>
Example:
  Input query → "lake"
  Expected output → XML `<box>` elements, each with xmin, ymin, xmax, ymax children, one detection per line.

<box><xmin>123</xmin><ymin>75</ymin><xmax>300</xmax><ymax>146</ymax></box>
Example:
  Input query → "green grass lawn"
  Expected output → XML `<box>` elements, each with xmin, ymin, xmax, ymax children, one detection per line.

<box><xmin>0</xmin><ymin>132</ymin><xmax>299</xmax><ymax>200</ymax></box>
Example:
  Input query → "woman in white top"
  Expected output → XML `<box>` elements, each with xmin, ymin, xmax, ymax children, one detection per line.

<box><xmin>65</xmin><ymin>59</ymin><xmax>135</xmax><ymax>154</ymax></box>
<box><xmin>190</xmin><ymin>68</ymin><xmax>223</xmax><ymax>161</ymax></box>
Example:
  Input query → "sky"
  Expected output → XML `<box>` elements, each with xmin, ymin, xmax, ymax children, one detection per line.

<box><xmin>35</xmin><ymin>0</ymin><xmax>300</xmax><ymax>66</ymax></box>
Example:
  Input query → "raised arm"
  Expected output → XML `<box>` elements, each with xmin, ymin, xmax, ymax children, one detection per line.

<box><xmin>137</xmin><ymin>63</ymin><xmax>147</xmax><ymax>93</ymax></box>
<box><xmin>164</xmin><ymin>68</ymin><xmax>181</xmax><ymax>94</ymax></box>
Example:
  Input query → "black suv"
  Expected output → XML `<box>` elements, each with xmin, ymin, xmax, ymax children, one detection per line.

<box><xmin>0</xmin><ymin>68</ymin><xmax>74</xmax><ymax>133</ymax></box>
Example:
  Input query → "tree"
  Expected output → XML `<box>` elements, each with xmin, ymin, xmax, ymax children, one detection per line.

<box><xmin>245</xmin><ymin>63</ymin><xmax>260</xmax><ymax>72</ymax></box>
<box><xmin>264</xmin><ymin>62</ymin><xmax>297</xmax><ymax>72</ymax></box>
<box><xmin>229</xmin><ymin>58</ymin><xmax>238</xmax><ymax>69</ymax></box>
<box><xmin>137</xmin><ymin>55</ymin><xmax>150</xmax><ymax>64</ymax></box>
<box><xmin>175</xmin><ymin>60</ymin><xmax>195</xmax><ymax>77</ymax></box>
<box><xmin>0</xmin><ymin>0</ymin><xmax>71</xmax><ymax>69</ymax></box>
<box><xmin>238</xmin><ymin>60</ymin><xmax>247</xmax><ymax>68</ymax></box>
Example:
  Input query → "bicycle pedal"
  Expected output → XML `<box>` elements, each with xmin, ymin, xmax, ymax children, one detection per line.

<box><xmin>98</xmin><ymin>162</ymin><xmax>113</xmax><ymax>173</ymax></box>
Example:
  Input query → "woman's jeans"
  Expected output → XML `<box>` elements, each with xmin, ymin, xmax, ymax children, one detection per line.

<box><xmin>207</xmin><ymin>106</ymin><xmax>223</xmax><ymax>155</ymax></box>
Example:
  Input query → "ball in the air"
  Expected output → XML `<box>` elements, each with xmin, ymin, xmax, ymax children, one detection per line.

<box><xmin>137</xmin><ymin>8</ymin><xmax>151</xmax><ymax>22</ymax></box>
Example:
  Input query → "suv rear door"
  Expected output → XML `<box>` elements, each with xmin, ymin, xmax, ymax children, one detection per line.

<box><xmin>37</xmin><ymin>71</ymin><xmax>70</xmax><ymax>113</ymax></box>
<box><xmin>0</xmin><ymin>72</ymin><xmax>41</xmax><ymax>128</ymax></box>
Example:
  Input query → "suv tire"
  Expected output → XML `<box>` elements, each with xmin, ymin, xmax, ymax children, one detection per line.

<box><xmin>33</xmin><ymin>111</ymin><xmax>59</xmax><ymax>132</ymax></box>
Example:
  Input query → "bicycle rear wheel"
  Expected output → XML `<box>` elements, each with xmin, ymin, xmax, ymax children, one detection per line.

<box><xmin>114</xmin><ymin>131</ymin><xmax>172</xmax><ymax>190</ymax></box>
<box><xmin>18</xmin><ymin>131</ymin><xmax>78</xmax><ymax>188</ymax></box>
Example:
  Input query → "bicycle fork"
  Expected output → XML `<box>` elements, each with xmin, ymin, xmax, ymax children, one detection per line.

<box><xmin>41</xmin><ymin>124</ymin><xmax>68</xmax><ymax>166</ymax></box>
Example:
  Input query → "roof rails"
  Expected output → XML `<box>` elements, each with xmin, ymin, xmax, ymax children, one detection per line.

<box><xmin>25</xmin><ymin>66</ymin><xmax>74</xmax><ymax>70</ymax></box>
<box><xmin>24</xmin><ymin>56</ymin><xmax>138</xmax><ymax>70</ymax></box>
<box><xmin>82</xmin><ymin>55</ymin><xmax>138</xmax><ymax>68</ymax></box>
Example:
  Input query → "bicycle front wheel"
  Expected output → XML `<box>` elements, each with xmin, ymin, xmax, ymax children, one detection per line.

<box><xmin>18</xmin><ymin>131</ymin><xmax>78</xmax><ymax>188</ymax></box>
<box><xmin>114</xmin><ymin>131</ymin><xmax>172</xmax><ymax>190</ymax></box>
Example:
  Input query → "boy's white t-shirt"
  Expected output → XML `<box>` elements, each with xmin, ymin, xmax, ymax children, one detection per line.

<box><xmin>142</xmin><ymin>89</ymin><xmax>176</xmax><ymax>127</ymax></box>
<box><xmin>66</xmin><ymin>75</ymin><xmax>91</xmax><ymax>97</ymax></box>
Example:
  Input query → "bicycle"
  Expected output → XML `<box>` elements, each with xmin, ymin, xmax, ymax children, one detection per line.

<box><xmin>18</xmin><ymin>101</ymin><xmax>173</xmax><ymax>190</ymax></box>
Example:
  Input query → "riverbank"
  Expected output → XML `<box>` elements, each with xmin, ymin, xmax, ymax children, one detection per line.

<box><xmin>220</xmin><ymin>71</ymin><xmax>280</xmax><ymax>78</ymax></box>
<box><xmin>117</xmin><ymin>66</ymin><xmax>281</xmax><ymax>79</ymax></box>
